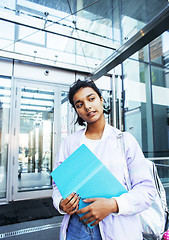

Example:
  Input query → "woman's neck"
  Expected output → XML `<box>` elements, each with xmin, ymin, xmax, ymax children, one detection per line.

<box><xmin>85</xmin><ymin>118</ymin><xmax>106</xmax><ymax>140</ymax></box>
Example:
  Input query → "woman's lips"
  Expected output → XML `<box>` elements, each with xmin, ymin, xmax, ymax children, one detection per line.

<box><xmin>87</xmin><ymin>111</ymin><xmax>96</xmax><ymax>117</ymax></box>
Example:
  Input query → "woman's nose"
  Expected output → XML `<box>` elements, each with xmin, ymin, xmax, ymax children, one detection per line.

<box><xmin>84</xmin><ymin>103</ymin><xmax>91</xmax><ymax>111</ymax></box>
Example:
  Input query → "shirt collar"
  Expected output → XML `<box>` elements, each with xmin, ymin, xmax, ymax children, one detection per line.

<box><xmin>82</xmin><ymin>122</ymin><xmax>110</xmax><ymax>141</ymax></box>
<box><xmin>79</xmin><ymin>123</ymin><xmax>121</xmax><ymax>145</ymax></box>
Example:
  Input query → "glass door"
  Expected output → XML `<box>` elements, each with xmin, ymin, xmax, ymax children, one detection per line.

<box><xmin>0</xmin><ymin>77</ymin><xmax>11</xmax><ymax>201</ymax></box>
<box><xmin>11</xmin><ymin>81</ymin><xmax>71</xmax><ymax>200</ymax></box>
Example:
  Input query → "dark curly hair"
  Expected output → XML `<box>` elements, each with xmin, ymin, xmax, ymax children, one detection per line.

<box><xmin>68</xmin><ymin>79</ymin><xmax>110</xmax><ymax>126</ymax></box>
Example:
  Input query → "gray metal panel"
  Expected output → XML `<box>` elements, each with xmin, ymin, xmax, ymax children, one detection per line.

<box><xmin>91</xmin><ymin>6</ymin><xmax>169</xmax><ymax>80</ymax></box>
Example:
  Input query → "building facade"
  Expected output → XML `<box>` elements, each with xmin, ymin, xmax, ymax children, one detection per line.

<box><xmin>0</xmin><ymin>0</ymin><xmax>168</xmax><ymax>204</ymax></box>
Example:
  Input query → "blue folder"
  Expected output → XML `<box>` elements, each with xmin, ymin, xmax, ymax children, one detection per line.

<box><xmin>51</xmin><ymin>144</ymin><xmax>127</xmax><ymax>227</ymax></box>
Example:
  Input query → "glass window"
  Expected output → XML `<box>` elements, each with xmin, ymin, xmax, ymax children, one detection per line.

<box><xmin>151</xmin><ymin>65</ymin><xmax>169</xmax><ymax>157</ymax></box>
<box><xmin>123</xmin><ymin>59</ymin><xmax>154</xmax><ymax>156</ymax></box>
<box><xmin>18</xmin><ymin>87</ymin><xmax>54</xmax><ymax>191</ymax></box>
<box><xmin>0</xmin><ymin>77</ymin><xmax>11</xmax><ymax>198</ymax></box>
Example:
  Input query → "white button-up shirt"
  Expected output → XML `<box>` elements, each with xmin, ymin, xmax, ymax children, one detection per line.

<box><xmin>52</xmin><ymin>123</ymin><xmax>156</xmax><ymax>240</ymax></box>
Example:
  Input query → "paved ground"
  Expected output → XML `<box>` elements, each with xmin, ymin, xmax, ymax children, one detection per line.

<box><xmin>0</xmin><ymin>216</ymin><xmax>63</xmax><ymax>240</ymax></box>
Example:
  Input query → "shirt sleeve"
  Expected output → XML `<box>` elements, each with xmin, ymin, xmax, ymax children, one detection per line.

<box><xmin>113</xmin><ymin>132</ymin><xmax>156</xmax><ymax>216</ymax></box>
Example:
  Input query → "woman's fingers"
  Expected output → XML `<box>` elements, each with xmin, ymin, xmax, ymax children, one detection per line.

<box><xmin>60</xmin><ymin>192</ymin><xmax>80</xmax><ymax>214</ymax></box>
<box><xmin>62</xmin><ymin>192</ymin><xmax>76</xmax><ymax>205</ymax></box>
<box><xmin>83</xmin><ymin>216</ymin><xmax>97</xmax><ymax>226</ymax></box>
<box><xmin>67</xmin><ymin>196</ymin><xmax>80</xmax><ymax>214</ymax></box>
<box><xmin>78</xmin><ymin>198</ymin><xmax>117</xmax><ymax>226</ymax></box>
<box><xmin>69</xmin><ymin>203</ymin><xmax>79</xmax><ymax>215</ymax></box>
<box><xmin>66</xmin><ymin>194</ymin><xmax>79</xmax><ymax>209</ymax></box>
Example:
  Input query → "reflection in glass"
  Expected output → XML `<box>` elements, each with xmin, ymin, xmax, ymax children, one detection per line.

<box><xmin>18</xmin><ymin>87</ymin><xmax>54</xmax><ymax>191</ymax></box>
<box><xmin>101</xmin><ymin>90</ymin><xmax>111</xmax><ymax>125</ymax></box>
<box><xmin>0</xmin><ymin>78</ymin><xmax>11</xmax><ymax>198</ymax></box>
<box><xmin>150</xmin><ymin>32</ymin><xmax>169</xmax><ymax>65</ymax></box>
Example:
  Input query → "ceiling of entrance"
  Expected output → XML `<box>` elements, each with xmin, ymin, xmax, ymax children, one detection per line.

<box><xmin>0</xmin><ymin>0</ymin><xmax>168</xmax><ymax>75</ymax></box>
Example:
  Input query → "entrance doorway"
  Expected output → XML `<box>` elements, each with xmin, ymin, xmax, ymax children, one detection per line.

<box><xmin>8</xmin><ymin>80</ymin><xmax>72</xmax><ymax>201</ymax></box>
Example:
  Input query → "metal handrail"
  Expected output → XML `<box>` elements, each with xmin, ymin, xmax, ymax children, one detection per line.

<box><xmin>147</xmin><ymin>157</ymin><xmax>169</xmax><ymax>161</ymax></box>
<box><xmin>154</xmin><ymin>164</ymin><xmax>169</xmax><ymax>168</ymax></box>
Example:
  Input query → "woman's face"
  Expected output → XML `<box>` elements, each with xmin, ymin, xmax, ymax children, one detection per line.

<box><xmin>73</xmin><ymin>87</ymin><xmax>104</xmax><ymax>124</ymax></box>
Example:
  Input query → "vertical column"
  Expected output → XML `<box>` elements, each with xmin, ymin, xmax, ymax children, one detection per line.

<box><xmin>32</xmin><ymin>130</ymin><xmax>36</xmax><ymax>172</ymax></box>
<box><xmin>28</xmin><ymin>132</ymin><xmax>31</xmax><ymax>173</ymax></box>
<box><xmin>38</xmin><ymin>125</ymin><xmax>43</xmax><ymax>172</ymax></box>
<box><xmin>117</xmin><ymin>75</ymin><xmax>122</xmax><ymax>131</ymax></box>
<box><xmin>110</xmin><ymin>75</ymin><xmax>116</xmax><ymax>127</ymax></box>
<box><xmin>145</xmin><ymin>46</ymin><xmax>154</xmax><ymax>157</ymax></box>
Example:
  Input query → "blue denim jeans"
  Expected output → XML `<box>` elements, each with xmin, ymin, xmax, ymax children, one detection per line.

<box><xmin>66</xmin><ymin>214</ymin><xmax>102</xmax><ymax>240</ymax></box>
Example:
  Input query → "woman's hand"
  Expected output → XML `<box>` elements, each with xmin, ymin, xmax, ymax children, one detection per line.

<box><xmin>77</xmin><ymin>198</ymin><xmax>119</xmax><ymax>226</ymax></box>
<box><xmin>59</xmin><ymin>192</ymin><xmax>80</xmax><ymax>215</ymax></box>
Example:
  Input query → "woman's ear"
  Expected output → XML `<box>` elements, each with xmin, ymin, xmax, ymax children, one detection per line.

<box><xmin>101</xmin><ymin>96</ymin><xmax>104</xmax><ymax>104</ymax></box>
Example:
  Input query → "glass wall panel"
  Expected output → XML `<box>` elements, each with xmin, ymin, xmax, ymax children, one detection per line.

<box><xmin>130</xmin><ymin>45</ymin><xmax>149</xmax><ymax>63</ymax></box>
<box><xmin>0</xmin><ymin>20</ymin><xmax>15</xmax><ymax>52</ymax></box>
<box><xmin>18</xmin><ymin>86</ymin><xmax>54</xmax><ymax>191</ymax></box>
<box><xmin>18</xmin><ymin>25</ymin><xmax>46</xmax><ymax>46</ymax></box>
<box><xmin>47</xmin><ymin>31</ymin><xmax>114</xmax><ymax>68</ymax></box>
<box><xmin>123</xmin><ymin>59</ymin><xmax>154</xmax><ymax>157</ymax></box>
<box><xmin>19</xmin><ymin>0</ymin><xmax>168</xmax><ymax>47</ymax></box>
<box><xmin>150</xmin><ymin>31</ymin><xmax>169</xmax><ymax>65</ymax></box>
<box><xmin>151</xmin><ymin>52</ymin><xmax>169</xmax><ymax>198</ymax></box>
<box><xmin>0</xmin><ymin>0</ymin><xmax>15</xmax><ymax>9</ymax></box>
<box><xmin>122</xmin><ymin>14</ymin><xmax>145</xmax><ymax>44</ymax></box>
<box><xmin>121</xmin><ymin>0</ymin><xmax>168</xmax><ymax>44</ymax></box>
<box><xmin>75</xmin><ymin>0</ymin><xmax>115</xmax><ymax>41</ymax></box>
<box><xmin>25</xmin><ymin>0</ymin><xmax>116</xmax><ymax>42</ymax></box>
<box><xmin>151</xmin><ymin>65</ymin><xmax>169</xmax><ymax>157</ymax></box>
<box><xmin>1</xmin><ymin>0</ymin><xmax>168</xmax><ymax>74</ymax></box>
<box><xmin>9</xmin><ymin>0</ymin><xmax>168</xmax><ymax>72</ymax></box>
<box><xmin>27</xmin><ymin>0</ymin><xmax>73</xmax><ymax>14</ymax></box>
<box><xmin>0</xmin><ymin>21</ymin><xmax>114</xmax><ymax>70</ymax></box>
<box><xmin>0</xmin><ymin>77</ymin><xmax>11</xmax><ymax>198</ymax></box>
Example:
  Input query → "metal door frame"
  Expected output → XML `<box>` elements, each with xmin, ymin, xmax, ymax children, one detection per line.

<box><xmin>7</xmin><ymin>79</ymin><xmax>71</xmax><ymax>201</ymax></box>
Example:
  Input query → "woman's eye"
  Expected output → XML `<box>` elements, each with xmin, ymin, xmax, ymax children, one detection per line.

<box><xmin>89</xmin><ymin>97</ymin><xmax>95</xmax><ymax>101</ymax></box>
<box><xmin>76</xmin><ymin>103</ymin><xmax>83</xmax><ymax>108</ymax></box>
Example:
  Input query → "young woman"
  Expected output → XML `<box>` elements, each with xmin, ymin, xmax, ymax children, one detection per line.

<box><xmin>52</xmin><ymin>79</ymin><xmax>156</xmax><ymax>240</ymax></box>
